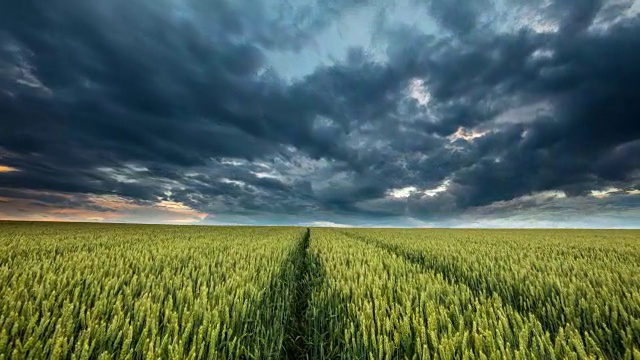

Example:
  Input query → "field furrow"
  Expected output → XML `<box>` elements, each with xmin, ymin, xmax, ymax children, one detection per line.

<box><xmin>342</xmin><ymin>228</ymin><xmax>640</xmax><ymax>359</ymax></box>
<box><xmin>307</xmin><ymin>228</ymin><xmax>578</xmax><ymax>359</ymax></box>
<box><xmin>283</xmin><ymin>228</ymin><xmax>312</xmax><ymax>360</ymax></box>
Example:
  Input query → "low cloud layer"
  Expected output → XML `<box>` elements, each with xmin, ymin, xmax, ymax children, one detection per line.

<box><xmin>1</xmin><ymin>0</ymin><xmax>639</xmax><ymax>227</ymax></box>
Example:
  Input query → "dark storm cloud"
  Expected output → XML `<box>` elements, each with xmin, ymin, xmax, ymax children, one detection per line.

<box><xmin>550</xmin><ymin>0</ymin><xmax>605</xmax><ymax>33</ymax></box>
<box><xmin>426</xmin><ymin>0</ymin><xmax>494</xmax><ymax>36</ymax></box>
<box><xmin>357</xmin><ymin>14</ymin><xmax>640</xmax><ymax>213</ymax></box>
<box><xmin>0</xmin><ymin>1</ymin><xmax>277</xmax><ymax>163</ymax></box>
<box><xmin>0</xmin><ymin>0</ymin><xmax>639</xmax><ymax>226</ymax></box>
<box><xmin>0</xmin><ymin>0</ymin><xmax>355</xmax><ymax>200</ymax></box>
<box><xmin>454</xmin><ymin>22</ymin><xmax>640</xmax><ymax>206</ymax></box>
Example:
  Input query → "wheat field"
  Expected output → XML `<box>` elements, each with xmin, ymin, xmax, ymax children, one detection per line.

<box><xmin>1</xmin><ymin>222</ymin><xmax>639</xmax><ymax>359</ymax></box>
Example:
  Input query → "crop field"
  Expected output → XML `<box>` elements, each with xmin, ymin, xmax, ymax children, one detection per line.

<box><xmin>1</xmin><ymin>222</ymin><xmax>639</xmax><ymax>359</ymax></box>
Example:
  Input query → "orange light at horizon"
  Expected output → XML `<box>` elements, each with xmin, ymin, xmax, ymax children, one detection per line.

<box><xmin>0</xmin><ymin>190</ymin><xmax>209</xmax><ymax>224</ymax></box>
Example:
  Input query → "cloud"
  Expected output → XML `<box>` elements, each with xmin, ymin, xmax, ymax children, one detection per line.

<box><xmin>307</xmin><ymin>221</ymin><xmax>353</xmax><ymax>228</ymax></box>
<box><xmin>426</xmin><ymin>0</ymin><xmax>494</xmax><ymax>36</ymax></box>
<box><xmin>457</xmin><ymin>190</ymin><xmax>640</xmax><ymax>228</ymax></box>
<box><xmin>0</xmin><ymin>188</ymin><xmax>207</xmax><ymax>223</ymax></box>
<box><xmin>0</xmin><ymin>0</ymin><xmax>638</xmax><ymax>227</ymax></box>
<box><xmin>387</xmin><ymin>186</ymin><xmax>419</xmax><ymax>199</ymax></box>
<box><xmin>0</xmin><ymin>165</ymin><xmax>18</xmax><ymax>173</ymax></box>
<box><xmin>448</xmin><ymin>127</ymin><xmax>488</xmax><ymax>143</ymax></box>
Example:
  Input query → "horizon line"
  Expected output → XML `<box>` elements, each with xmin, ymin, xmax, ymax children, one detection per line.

<box><xmin>1</xmin><ymin>219</ymin><xmax>638</xmax><ymax>230</ymax></box>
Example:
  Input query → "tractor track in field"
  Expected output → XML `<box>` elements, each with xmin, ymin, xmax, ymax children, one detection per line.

<box><xmin>338</xmin><ymin>230</ymin><xmax>560</xmax><ymax>341</ymax></box>
<box><xmin>284</xmin><ymin>228</ymin><xmax>311</xmax><ymax>360</ymax></box>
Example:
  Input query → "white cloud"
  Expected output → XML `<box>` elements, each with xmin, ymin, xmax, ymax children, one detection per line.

<box><xmin>590</xmin><ymin>187</ymin><xmax>623</xmax><ymax>198</ymax></box>
<box><xmin>482</xmin><ymin>190</ymin><xmax>567</xmax><ymax>211</ymax></box>
<box><xmin>307</xmin><ymin>221</ymin><xmax>352</xmax><ymax>228</ymax></box>
<box><xmin>448</xmin><ymin>127</ymin><xmax>487</xmax><ymax>143</ymax></box>
<box><xmin>252</xmin><ymin>171</ymin><xmax>286</xmax><ymax>181</ymax></box>
<box><xmin>219</xmin><ymin>158</ymin><xmax>247</xmax><ymax>166</ymax></box>
<box><xmin>493</xmin><ymin>101</ymin><xmax>553</xmax><ymax>125</ymax></box>
<box><xmin>497</xmin><ymin>0</ymin><xmax>559</xmax><ymax>34</ymax></box>
<box><xmin>387</xmin><ymin>186</ymin><xmax>418</xmax><ymax>199</ymax></box>
<box><xmin>589</xmin><ymin>0</ymin><xmax>640</xmax><ymax>32</ymax></box>
<box><xmin>408</xmin><ymin>78</ymin><xmax>431</xmax><ymax>107</ymax></box>
<box><xmin>530</xmin><ymin>48</ymin><xmax>555</xmax><ymax>62</ymax></box>
<box><xmin>526</xmin><ymin>17</ymin><xmax>559</xmax><ymax>34</ymax></box>
<box><xmin>219</xmin><ymin>178</ymin><xmax>247</xmax><ymax>187</ymax></box>
<box><xmin>423</xmin><ymin>180</ymin><xmax>451</xmax><ymax>197</ymax></box>
<box><xmin>1</xmin><ymin>40</ymin><xmax>52</xmax><ymax>95</ymax></box>
<box><xmin>386</xmin><ymin>180</ymin><xmax>451</xmax><ymax>199</ymax></box>
<box><xmin>96</xmin><ymin>164</ymin><xmax>150</xmax><ymax>184</ymax></box>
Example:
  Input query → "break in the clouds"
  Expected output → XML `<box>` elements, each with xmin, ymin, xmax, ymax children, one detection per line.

<box><xmin>1</xmin><ymin>0</ymin><xmax>639</xmax><ymax>227</ymax></box>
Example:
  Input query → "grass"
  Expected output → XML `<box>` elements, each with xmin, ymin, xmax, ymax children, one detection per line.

<box><xmin>0</xmin><ymin>221</ymin><xmax>638</xmax><ymax>359</ymax></box>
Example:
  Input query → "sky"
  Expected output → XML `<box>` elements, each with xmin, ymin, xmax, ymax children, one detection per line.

<box><xmin>0</xmin><ymin>0</ymin><xmax>639</xmax><ymax>228</ymax></box>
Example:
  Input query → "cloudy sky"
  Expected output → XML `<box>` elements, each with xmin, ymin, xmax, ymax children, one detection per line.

<box><xmin>1</xmin><ymin>0</ymin><xmax>639</xmax><ymax>227</ymax></box>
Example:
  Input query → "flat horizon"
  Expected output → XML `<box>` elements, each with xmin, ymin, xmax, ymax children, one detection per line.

<box><xmin>2</xmin><ymin>219</ymin><xmax>638</xmax><ymax>230</ymax></box>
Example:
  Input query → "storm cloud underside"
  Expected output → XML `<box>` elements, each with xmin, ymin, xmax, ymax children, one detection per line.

<box><xmin>0</xmin><ymin>0</ymin><xmax>639</xmax><ymax>227</ymax></box>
